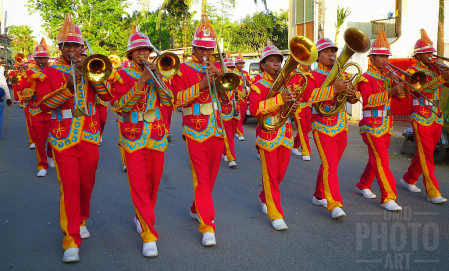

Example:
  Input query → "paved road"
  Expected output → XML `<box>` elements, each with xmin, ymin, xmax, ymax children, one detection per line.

<box><xmin>1</xmin><ymin>104</ymin><xmax>448</xmax><ymax>270</ymax></box>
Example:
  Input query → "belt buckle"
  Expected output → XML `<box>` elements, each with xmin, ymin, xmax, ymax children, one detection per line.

<box><xmin>144</xmin><ymin>109</ymin><xmax>156</xmax><ymax>123</ymax></box>
<box><xmin>200</xmin><ymin>103</ymin><xmax>214</xmax><ymax>115</ymax></box>
<box><xmin>72</xmin><ymin>108</ymin><xmax>84</xmax><ymax>118</ymax></box>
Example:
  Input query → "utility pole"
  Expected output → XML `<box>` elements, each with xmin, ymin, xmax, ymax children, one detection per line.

<box><xmin>3</xmin><ymin>11</ymin><xmax>7</xmax><ymax>62</ymax></box>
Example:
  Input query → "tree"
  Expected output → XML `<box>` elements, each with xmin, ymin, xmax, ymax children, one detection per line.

<box><xmin>334</xmin><ymin>6</ymin><xmax>351</xmax><ymax>46</ymax></box>
<box><xmin>27</xmin><ymin>0</ymin><xmax>130</xmax><ymax>55</ymax></box>
<box><xmin>9</xmin><ymin>25</ymin><xmax>36</xmax><ymax>56</ymax></box>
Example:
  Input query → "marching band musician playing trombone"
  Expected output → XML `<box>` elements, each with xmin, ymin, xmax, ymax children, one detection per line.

<box><xmin>36</xmin><ymin>14</ymin><xmax>113</xmax><ymax>263</ymax></box>
<box><xmin>355</xmin><ymin>30</ymin><xmax>406</xmax><ymax>211</ymax></box>
<box><xmin>399</xmin><ymin>29</ymin><xmax>449</xmax><ymax>204</ymax></box>
<box><xmin>170</xmin><ymin>14</ymin><xmax>224</xmax><ymax>247</ymax></box>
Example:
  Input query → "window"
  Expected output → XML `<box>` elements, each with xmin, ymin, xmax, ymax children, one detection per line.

<box><xmin>249</xmin><ymin>63</ymin><xmax>260</xmax><ymax>76</ymax></box>
<box><xmin>295</xmin><ymin>0</ymin><xmax>314</xmax><ymax>24</ymax></box>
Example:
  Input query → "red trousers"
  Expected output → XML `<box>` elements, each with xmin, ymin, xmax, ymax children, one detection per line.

<box><xmin>402</xmin><ymin>122</ymin><xmax>442</xmax><ymax>198</ymax></box>
<box><xmin>117</xmin><ymin>122</ymin><xmax>126</xmax><ymax>166</ymax></box>
<box><xmin>98</xmin><ymin>105</ymin><xmax>107</xmax><ymax>136</ymax></box>
<box><xmin>13</xmin><ymin>84</ymin><xmax>19</xmax><ymax>101</ymax></box>
<box><xmin>31</xmin><ymin>115</ymin><xmax>52</xmax><ymax>170</ymax></box>
<box><xmin>293</xmin><ymin>107</ymin><xmax>312</xmax><ymax>156</ymax></box>
<box><xmin>53</xmin><ymin>142</ymin><xmax>99</xmax><ymax>249</ymax></box>
<box><xmin>186</xmin><ymin>137</ymin><xmax>223</xmax><ymax>234</ymax></box>
<box><xmin>160</xmin><ymin>105</ymin><xmax>173</xmax><ymax>133</ymax></box>
<box><xmin>24</xmin><ymin>107</ymin><xmax>35</xmax><ymax>145</ymax></box>
<box><xmin>223</xmin><ymin>118</ymin><xmax>237</xmax><ymax>161</ymax></box>
<box><xmin>259</xmin><ymin>147</ymin><xmax>290</xmax><ymax>220</ymax></box>
<box><xmin>125</xmin><ymin>148</ymin><xmax>164</xmax><ymax>243</ymax></box>
<box><xmin>357</xmin><ymin>134</ymin><xmax>397</xmax><ymax>203</ymax></box>
<box><xmin>237</xmin><ymin>100</ymin><xmax>246</xmax><ymax>137</ymax></box>
<box><xmin>313</xmin><ymin>131</ymin><xmax>347</xmax><ymax>211</ymax></box>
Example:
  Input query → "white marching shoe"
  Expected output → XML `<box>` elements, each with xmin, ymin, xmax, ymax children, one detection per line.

<box><xmin>331</xmin><ymin>207</ymin><xmax>346</xmax><ymax>219</ymax></box>
<box><xmin>37</xmin><ymin>169</ymin><xmax>47</xmax><ymax>177</ymax></box>
<box><xmin>62</xmin><ymin>248</ymin><xmax>80</xmax><ymax>263</ymax></box>
<box><xmin>259</xmin><ymin>198</ymin><xmax>268</xmax><ymax>214</ymax></box>
<box><xmin>189</xmin><ymin>211</ymin><xmax>201</xmax><ymax>223</ymax></box>
<box><xmin>238</xmin><ymin>136</ymin><xmax>245</xmax><ymax>141</ymax></box>
<box><xmin>123</xmin><ymin>165</ymin><xmax>127</xmax><ymax>172</ymax></box>
<box><xmin>292</xmin><ymin>148</ymin><xmax>302</xmax><ymax>156</ymax></box>
<box><xmin>142</xmin><ymin>241</ymin><xmax>158</xmax><ymax>257</ymax></box>
<box><xmin>400</xmin><ymin>179</ymin><xmax>421</xmax><ymax>193</ymax></box>
<box><xmin>223</xmin><ymin>154</ymin><xmax>228</xmax><ymax>162</ymax></box>
<box><xmin>380</xmin><ymin>200</ymin><xmax>402</xmax><ymax>211</ymax></box>
<box><xmin>134</xmin><ymin>217</ymin><xmax>143</xmax><ymax>233</ymax></box>
<box><xmin>47</xmin><ymin>156</ymin><xmax>55</xmax><ymax>168</ymax></box>
<box><xmin>257</xmin><ymin>154</ymin><xmax>261</xmax><ymax>160</ymax></box>
<box><xmin>271</xmin><ymin>219</ymin><xmax>288</xmax><ymax>231</ymax></box>
<box><xmin>302</xmin><ymin>156</ymin><xmax>311</xmax><ymax>161</ymax></box>
<box><xmin>427</xmin><ymin>196</ymin><xmax>448</xmax><ymax>204</ymax></box>
<box><xmin>80</xmin><ymin>226</ymin><xmax>90</xmax><ymax>239</ymax></box>
<box><xmin>312</xmin><ymin>196</ymin><xmax>328</xmax><ymax>208</ymax></box>
<box><xmin>29</xmin><ymin>143</ymin><xmax>35</xmax><ymax>149</ymax></box>
<box><xmin>100</xmin><ymin>136</ymin><xmax>103</xmax><ymax>143</ymax></box>
<box><xmin>234</xmin><ymin>133</ymin><xmax>239</xmax><ymax>138</ymax></box>
<box><xmin>356</xmin><ymin>187</ymin><xmax>377</xmax><ymax>199</ymax></box>
<box><xmin>202</xmin><ymin>232</ymin><xmax>216</xmax><ymax>246</ymax></box>
<box><xmin>228</xmin><ymin>161</ymin><xmax>237</xmax><ymax>168</ymax></box>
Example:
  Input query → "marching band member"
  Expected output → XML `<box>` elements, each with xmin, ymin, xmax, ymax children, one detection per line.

<box><xmin>356</xmin><ymin>30</ymin><xmax>405</xmax><ymax>211</ymax></box>
<box><xmin>20</xmin><ymin>39</ymin><xmax>54</xmax><ymax>177</ymax></box>
<box><xmin>36</xmin><ymin>14</ymin><xmax>113</xmax><ymax>262</ymax></box>
<box><xmin>292</xmin><ymin>64</ymin><xmax>312</xmax><ymax>161</ymax></box>
<box><xmin>170</xmin><ymin>14</ymin><xmax>224</xmax><ymax>246</ymax></box>
<box><xmin>109</xmin><ymin>26</ymin><xmax>169</xmax><ymax>257</ymax></box>
<box><xmin>400</xmin><ymin>29</ymin><xmax>449</xmax><ymax>204</ymax></box>
<box><xmin>249</xmin><ymin>43</ymin><xmax>297</xmax><ymax>231</ymax></box>
<box><xmin>235</xmin><ymin>51</ymin><xmax>251</xmax><ymax>141</ymax></box>
<box><xmin>302</xmin><ymin>38</ymin><xmax>359</xmax><ymax>219</ymax></box>
<box><xmin>20</xmin><ymin>58</ymin><xmax>36</xmax><ymax>149</ymax></box>
<box><xmin>9</xmin><ymin>65</ymin><xmax>20</xmax><ymax>103</ymax></box>
<box><xmin>221</xmin><ymin>52</ymin><xmax>238</xmax><ymax>168</ymax></box>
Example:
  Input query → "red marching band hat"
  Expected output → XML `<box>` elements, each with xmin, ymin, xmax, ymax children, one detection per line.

<box><xmin>192</xmin><ymin>13</ymin><xmax>216</xmax><ymax>49</ymax></box>
<box><xmin>235</xmin><ymin>51</ymin><xmax>245</xmax><ymax>64</ymax></box>
<box><xmin>368</xmin><ymin>29</ymin><xmax>391</xmax><ymax>56</ymax></box>
<box><xmin>413</xmin><ymin>28</ymin><xmax>436</xmax><ymax>56</ymax></box>
<box><xmin>34</xmin><ymin>38</ymin><xmax>50</xmax><ymax>58</ymax></box>
<box><xmin>224</xmin><ymin>51</ymin><xmax>235</xmax><ymax>67</ymax></box>
<box><xmin>27</xmin><ymin>55</ymin><xmax>36</xmax><ymax>64</ymax></box>
<box><xmin>57</xmin><ymin>13</ymin><xmax>84</xmax><ymax>45</ymax></box>
<box><xmin>316</xmin><ymin>37</ymin><xmax>338</xmax><ymax>52</ymax></box>
<box><xmin>259</xmin><ymin>41</ymin><xmax>283</xmax><ymax>72</ymax></box>
<box><xmin>126</xmin><ymin>25</ymin><xmax>156</xmax><ymax>60</ymax></box>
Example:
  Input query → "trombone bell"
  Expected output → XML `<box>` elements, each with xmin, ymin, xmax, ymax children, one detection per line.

<box><xmin>155</xmin><ymin>52</ymin><xmax>181</xmax><ymax>78</ymax></box>
<box><xmin>215</xmin><ymin>73</ymin><xmax>240</xmax><ymax>92</ymax></box>
<box><xmin>82</xmin><ymin>54</ymin><xmax>113</xmax><ymax>82</ymax></box>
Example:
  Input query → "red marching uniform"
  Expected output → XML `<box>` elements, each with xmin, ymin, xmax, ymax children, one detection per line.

<box><xmin>235</xmin><ymin>52</ymin><xmax>250</xmax><ymax>139</ymax></box>
<box><xmin>221</xmin><ymin>55</ymin><xmax>239</xmax><ymax>165</ymax></box>
<box><xmin>249</xmin><ymin>44</ymin><xmax>294</xmax><ymax>230</ymax></box>
<box><xmin>400</xmin><ymin>29</ymin><xmax>448</xmax><ymax>203</ymax></box>
<box><xmin>36</xmin><ymin>14</ymin><xmax>113</xmax><ymax>262</ymax></box>
<box><xmin>9</xmin><ymin>68</ymin><xmax>20</xmax><ymax>102</ymax></box>
<box><xmin>96</xmin><ymin>97</ymin><xmax>108</xmax><ymax>139</ymax></box>
<box><xmin>159</xmin><ymin>76</ymin><xmax>174</xmax><ymax>141</ymax></box>
<box><xmin>303</xmin><ymin>38</ymin><xmax>359</xmax><ymax>218</ymax></box>
<box><xmin>292</xmin><ymin>67</ymin><xmax>312</xmax><ymax>159</ymax></box>
<box><xmin>356</xmin><ymin>30</ymin><xmax>405</xmax><ymax>209</ymax></box>
<box><xmin>170</xmin><ymin>14</ymin><xmax>224</xmax><ymax>245</ymax></box>
<box><xmin>19</xmin><ymin>66</ymin><xmax>36</xmax><ymax>147</ymax></box>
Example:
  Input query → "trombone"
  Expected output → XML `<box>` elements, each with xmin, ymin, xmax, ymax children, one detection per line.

<box><xmin>386</xmin><ymin>63</ymin><xmax>443</xmax><ymax>117</ymax></box>
<box><xmin>140</xmin><ymin>48</ymin><xmax>179</xmax><ymax>100</ymax></box>
<box><xmin>429</xmin><ymin>55</ymin><xmax>449</xmax><ymax>71</ymax></box>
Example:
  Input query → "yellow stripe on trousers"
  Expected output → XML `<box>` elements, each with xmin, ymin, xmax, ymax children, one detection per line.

<box><xmin>223</xmin><ymin>137</ymin><xmax>235</xmax><ymax>162</ymax></box>
<box><xmin>186</xmin><ymin>141</ymin><xmax>214</xmax><ymax>234</ymax></box>
<box><xmin>53</xmin><ymin>148</ymin><xmax>77</xmax><ymax>250</ymax></box>
<box><xmin>314</xmin><ymin>131</ymin><xmax>342</xmax><ymax>211</ymax></box>
<box><xmin>413</xmin><ymin>122</ymin><xmax>441</xmax><ymax>198</ymax></box>
<box><xmin>125</xmin><ymin>155</ymin><xmax>158</xmax><ymax>243</ymax></box>
<box><xmin>260</xmin><ymin>149</ymin><xmax>283</xmax><ymax>220</ymax></box>
<box><xmin>367</xmin><ymin>134</ymin><xmax>396</xmax><ymax>203</ymax></box>
<box><xmin>296</xmin><ymin>115</ymin><xmax>310</xmax><ymax>156</ymax></box>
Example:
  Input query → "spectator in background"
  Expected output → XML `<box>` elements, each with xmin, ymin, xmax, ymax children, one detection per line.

<box><xmin>0</xmin><ymin>69</ymin><xmax>12</xmax><ymax>139</ymax></box>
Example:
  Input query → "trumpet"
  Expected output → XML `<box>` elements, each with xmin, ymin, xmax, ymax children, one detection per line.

<box><xmin>386</xmin><ymin>63</ymin><xmax>443</xmax><ymax>117</ymax></box>
<box><xmin>429</xmin><ymin>55</ymin><xmax>449</xmax><ymax>71</ymax></box>
<box><xmin>257</xmin><ymin>36</ymin><xmax>317</xmax><ymax>131</ymax></box>
<box><xmin>314</xmin><ymin>28</ymin><xmax>371</xmax><ymax>116</ymax></box>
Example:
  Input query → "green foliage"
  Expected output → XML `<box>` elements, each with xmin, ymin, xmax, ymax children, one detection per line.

<box><xmin>229</xmin><ymin>10</ymin><xmax>288</xmax><ymax>52</ymax></box>
<box><xmin>335</xmin><ymin>6</ymin><xmax>351</xmax><ymax>46</ymax></box>
<box><xmin>8</xmin><ymin>25</ymin><xmax>36</xmax><ymax>56</ymax></box>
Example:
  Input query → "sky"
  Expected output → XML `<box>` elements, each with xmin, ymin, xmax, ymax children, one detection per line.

<box><xmin>2</xmin><ymin>0</ymin><xmax>289</xmax><ymax>44</ymax></box>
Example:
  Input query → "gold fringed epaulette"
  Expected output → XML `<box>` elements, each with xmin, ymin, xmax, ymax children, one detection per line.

<box><xmin>359</xmin><ymin>76</ymin><xmax>369</xmax><ymax>83</ymax></box>
<box><xmin>250</xmin><ymin>84</ymin><xmax>261</xmax><ymax>95</ymax></box>
<box><xmin>176</xmin><ymin>70</ymin><xmax>183</xmax><ymax>77</ymax></box>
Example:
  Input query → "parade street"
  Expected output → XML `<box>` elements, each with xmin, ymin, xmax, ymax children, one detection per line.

<box><xmin>1</xmin><ymin>105</ymin><xmax>448</xmax><ymax>271</ymax></box>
